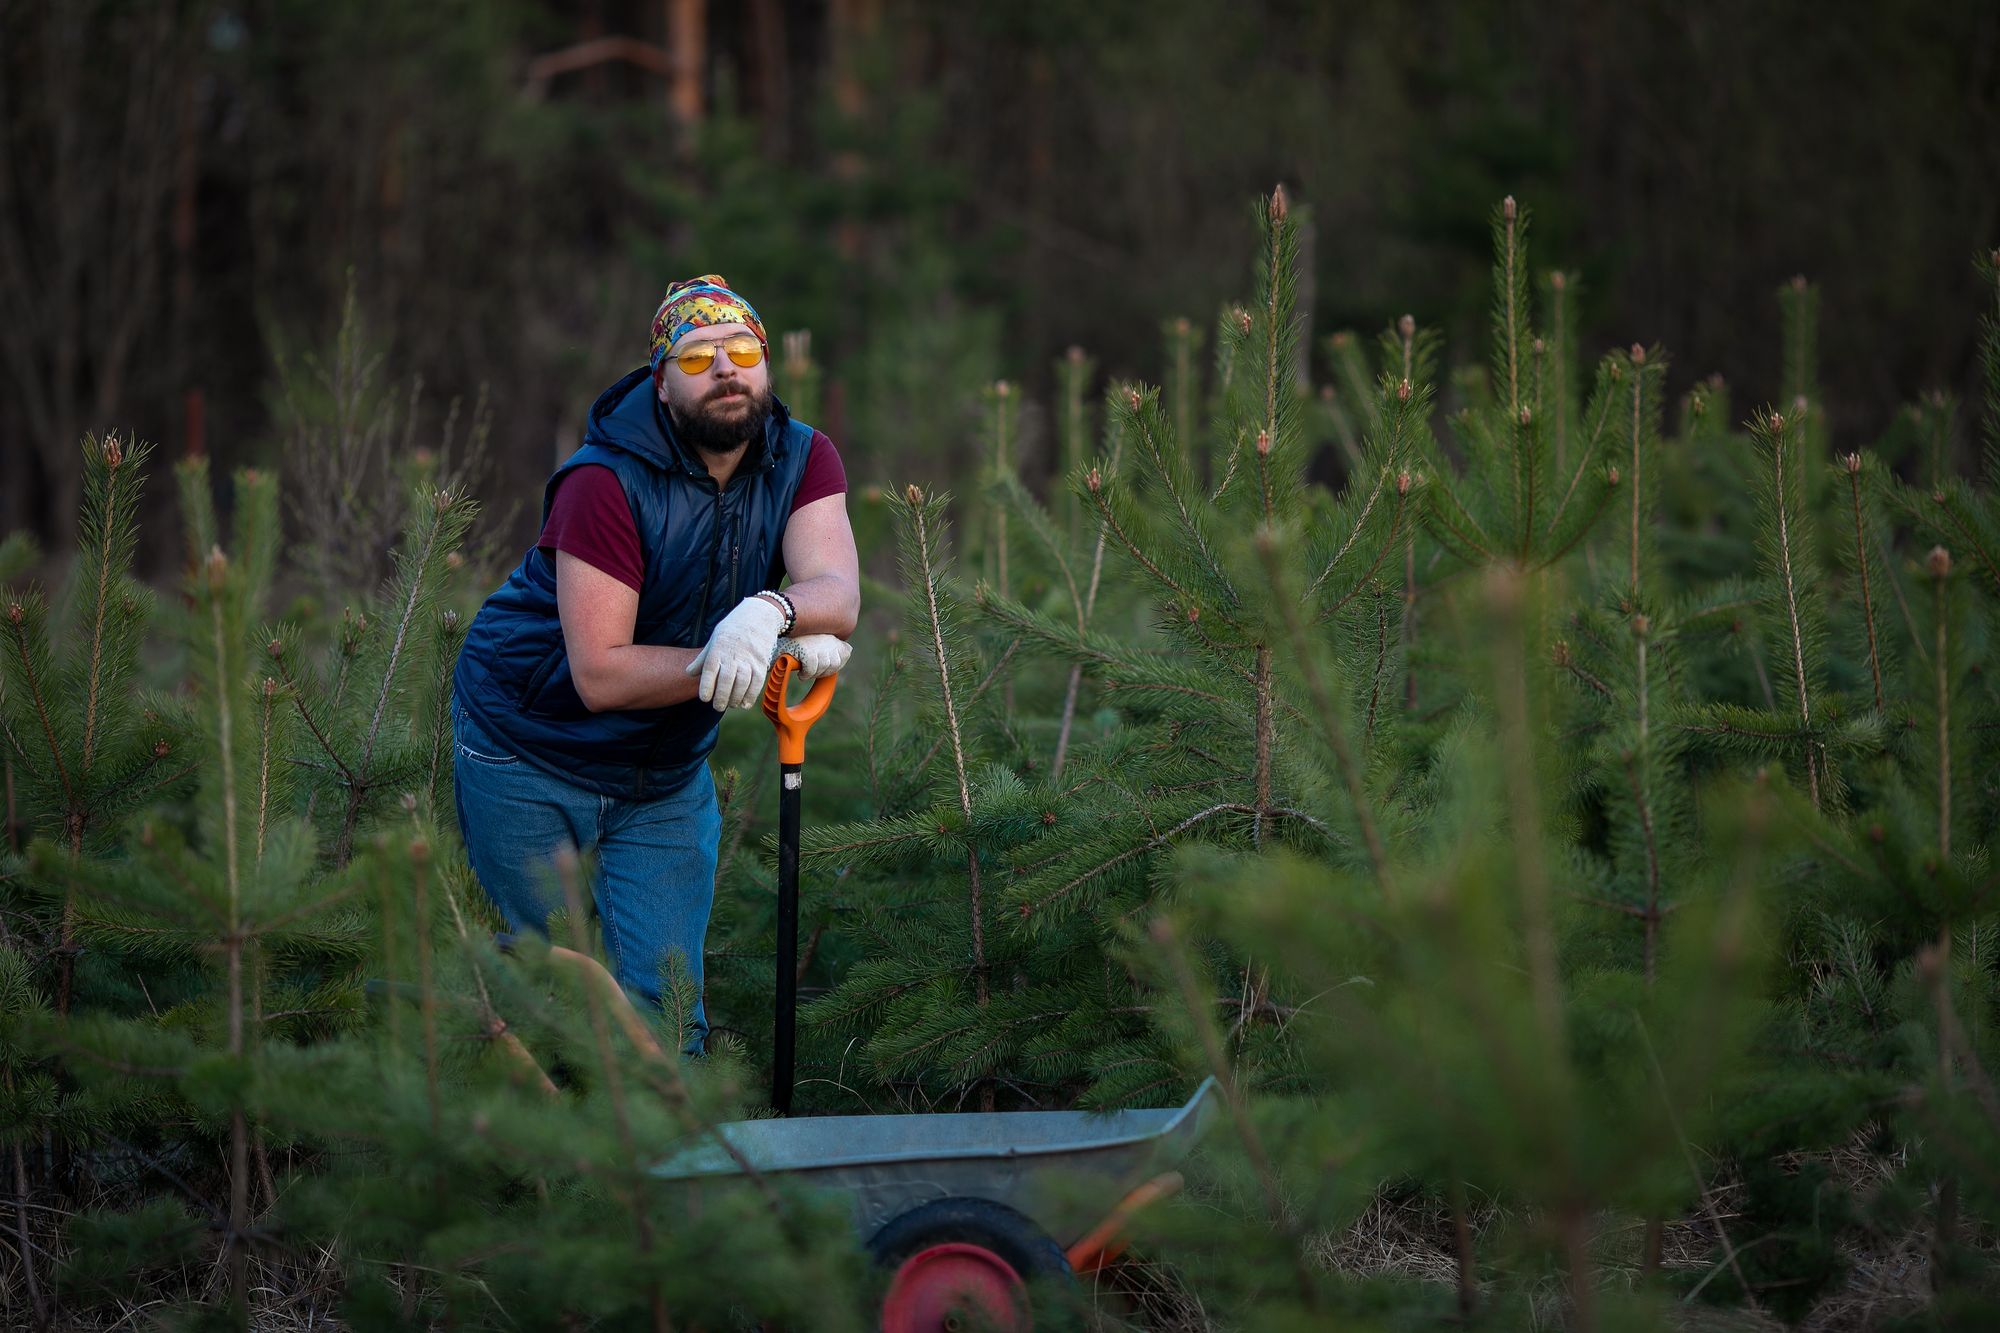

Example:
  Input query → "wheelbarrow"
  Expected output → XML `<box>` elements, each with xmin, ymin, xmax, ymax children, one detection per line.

<box><xmin>650</xmin><ymin>652</ymin><xmax>1220</xmax><ymax>1331</ymax></box>
<box><xmin>651</xmin><ymin>1076</ymin><xmax>1218</xmax><ymax>1331</ymax></box>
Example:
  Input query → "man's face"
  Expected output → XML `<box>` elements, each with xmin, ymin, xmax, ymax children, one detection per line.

<box><xmin>655</xmin><ymin>321</ymin><xmax>773</xmax><ymax>454</ymax></box>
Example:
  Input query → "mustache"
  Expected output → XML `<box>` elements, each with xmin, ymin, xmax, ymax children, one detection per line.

<box><xmin>704</xmin><ymin>385</ymin><xmax>752</xmax><ymax>403</ymax></box>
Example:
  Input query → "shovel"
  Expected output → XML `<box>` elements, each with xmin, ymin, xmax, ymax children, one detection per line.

<box><xmin>760</xmin><ymin>650</ymin><xmax>838</xmax><ymax>1115</ymax></box>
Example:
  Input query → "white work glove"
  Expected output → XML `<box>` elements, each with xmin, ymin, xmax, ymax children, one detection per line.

<box><xmin>777</xmin><ymin>633</ymin><xmax>852</xmax><ymax>680</ymax></box>
<box><xmin>685</xmin><ymin>595</ymin><xmax>785</xmax><ymax>711</ymax></box>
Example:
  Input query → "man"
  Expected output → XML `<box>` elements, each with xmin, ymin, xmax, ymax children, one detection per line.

<box><xmin>450</xmin><ymin>275</ymin><xmax>859</xmax><ymax>1053</ymax></box>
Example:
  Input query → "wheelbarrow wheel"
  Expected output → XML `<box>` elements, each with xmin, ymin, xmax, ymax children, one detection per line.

<box><xmin>871</xmin><ymin>1197</ymin><xmax>1073</xmax><ymax>1333</ymax></box>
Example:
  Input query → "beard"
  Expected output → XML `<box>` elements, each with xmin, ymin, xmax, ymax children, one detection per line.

<box><xmin>671</xmin><ymin>383</ymin><xmax>773</xmax><ymax>456</ymax></box>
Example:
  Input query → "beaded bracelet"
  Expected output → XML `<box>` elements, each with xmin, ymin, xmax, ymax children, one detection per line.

<box><xmin>755</xmin><ymin>588</ymin><xmax>797</xmax><ymax>636</ymax></box>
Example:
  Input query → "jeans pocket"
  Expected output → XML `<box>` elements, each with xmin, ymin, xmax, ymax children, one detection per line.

<box><xmin>454</xmin><ymin>708</ymin><xmax>521</xmax><ymax>766</ymax></box>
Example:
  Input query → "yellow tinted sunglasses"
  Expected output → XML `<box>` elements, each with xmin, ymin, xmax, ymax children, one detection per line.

<box><xmin>672</xmin><ymin>334</ymin><xmax>765</xmax><ymax>375</ymax></box>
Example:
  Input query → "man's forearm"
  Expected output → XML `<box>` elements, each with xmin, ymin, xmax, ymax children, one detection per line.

<box><xmin>575</xmin><ymin>643</ymin><xmax>705</xmax><ymax>711</ymax></box>
<box><xmin>783</xmin><ymin>572</ymin><xmax>859</xmax><ymax>638</ymax></box>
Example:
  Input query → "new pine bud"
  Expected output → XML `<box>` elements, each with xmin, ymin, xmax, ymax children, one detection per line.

<box><xmin>1235</xmin><ymin>308</ymin><xmax>1253</xmax><ymax>336</ymax></box>
<box><xmin>205</xmin><ymin>547</ymin><xmax>228</xmax><ymax>591</ymax></box>
<box><xmin>1630</xmin><ymin>343</ymin><xmax>1646</xmax><ymax>365</ymax></box>
<box><xmin>905</xmin><ymin>483</ymin><xmax>924</xmax><ymax>505</ymax></box>
<box><xmin>102</xmin><ymin>433</ymin><xmax>123</xmax><ymax>468</ymax></box>
<box><xmin>7</xmin><ymin>602</ymin><xmax>22</xmax><ymax>625</ymax></box>
<box><xmin>1550</xmin><ymin>270</ymin><xmax>1567</xmax><ymax>291</ymax></box>
<box><xmin>1255</xmin><ymin>429</ymin><xmax>1270</xmax><ymax>457</ymax></box>
<box><xmin>1398</xmin><ymin>314</ymin><xmax>1416</xmax><ymax>338</ymax></box>
<box><xmin>1502</xmin><ymin>195</ymin><xmax>1517</xmax><ymax>222</ymax></box>
<box><xmin>1844</xmin><ymin>452</ymin><xmax>1862</xmax><ymax>474</ymax></box>
<box><xmin>1271</xmin><ymin>183</ymin><xmax>1288</xmax><ymax>221</ymax></box>
<box><xmin>1086</xmin><ymin>467</ymin><xmax>1102</xmax><ymax>493</ymax></box>
<box><xmin>1396</xmin><ymin>378</ymin><xmax>1412</xmax><ymax>403</ymax></box>
<box><xmin>1928</xmin><ymin>546</ymin><xmax>1952</xmax><ymax>578</ymax></box>
<box><xmin>1396</xmin><ymin>471</ymin><xmax>1412</xmax><ymax>496</ymax></box>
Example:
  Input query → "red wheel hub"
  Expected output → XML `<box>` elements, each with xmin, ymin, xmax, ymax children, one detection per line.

<box><xmin>880</xmin><ymin>1241</ymin><xmax>1031</xmax><ymax>1332</ymax></box>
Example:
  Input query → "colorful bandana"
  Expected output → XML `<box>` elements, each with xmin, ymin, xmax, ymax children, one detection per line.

<box><xmin>648</xmin><ymin>274</ymin><xmax>767</xmax><ymax>374</ymax></box>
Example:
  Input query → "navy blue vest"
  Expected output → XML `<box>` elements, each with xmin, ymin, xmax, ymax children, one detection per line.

<box><xmin>453</xmin><ymin>366</ymin><xmax>815</xmax><ymax>799</ymax></box>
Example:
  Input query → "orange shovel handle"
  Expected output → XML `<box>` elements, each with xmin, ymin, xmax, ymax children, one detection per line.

<box><xmin>761</xmin><ymin>653</ymin><xmax>838</xmax><ymax>764</ymax></box>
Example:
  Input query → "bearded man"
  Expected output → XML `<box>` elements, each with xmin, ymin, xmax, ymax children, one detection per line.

<box><xmin>450</xmin><ymin>275</ymin><xmax>859</xmax><ymax>1053</ymax></box>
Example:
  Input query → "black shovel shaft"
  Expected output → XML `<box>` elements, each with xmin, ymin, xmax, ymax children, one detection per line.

<box><xmin>772</xmin><ymin>762</ymin><xmax>802</xmax><ymax>1115</ymax></box>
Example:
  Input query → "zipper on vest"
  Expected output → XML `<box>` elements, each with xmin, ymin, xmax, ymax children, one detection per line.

<box><xmin>691</xmin><ymin>480</ymin><xmax>723</xmax><ymax>631</ymax></box>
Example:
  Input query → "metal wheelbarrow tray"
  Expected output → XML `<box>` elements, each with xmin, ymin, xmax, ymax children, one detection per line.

<box><xmin>652</xmin><ymin>1077</ymin><xmax>1218</xmax><ymax>1251</ymax></box>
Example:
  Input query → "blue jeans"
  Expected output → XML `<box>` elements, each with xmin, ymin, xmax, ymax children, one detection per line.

<box><xmin>450</xmin><ymin>696</ymin><xmax>722</xmax><ymax>1053</ymax></box>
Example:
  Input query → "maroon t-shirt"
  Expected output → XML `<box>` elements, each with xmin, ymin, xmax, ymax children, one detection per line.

<box><xmin>538</xmin><ymin>430</ymin><xmax>847</xmax><ymax>591</ymax></box>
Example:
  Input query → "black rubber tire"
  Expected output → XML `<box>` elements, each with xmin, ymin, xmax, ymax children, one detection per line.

<box><xmin>868</xmin><ymin>1196</ymin><xmax>1074</xmax><ymax>1286</ymax></box>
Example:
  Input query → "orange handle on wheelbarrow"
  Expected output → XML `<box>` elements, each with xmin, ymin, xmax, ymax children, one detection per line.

<box><xmin>761</xmin><ymin>653</ymin><xmax>838</xmax><ymax>764</ymax></box>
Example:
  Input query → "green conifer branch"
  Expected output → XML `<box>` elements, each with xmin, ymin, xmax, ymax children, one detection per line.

<box><xmin>897</xmin><ymin>485</ymin><xmax>989</xmax><ymax>1013</ymax></box>
<box><xmin>1048</xmin><ymin>400</ymin><xmax>1129</xmax><ymax>781</ymax></box>
<box><xmin>75</xmin><ymin>434</ymin><xmax>149</xmax><ymax>782</ymax></box>
<box><xmin>1255</xmin><ymin>185</ymin><xmax>1293</xmax><ymax>525</ymax></box>
<box><xmin>2</xmin><ymin>598</ymin><xmax>72</xmax><ymax>804</ymax></box>
<box><xmin>1539</xmin><ymin>470</ymin><xmax>1624</xmax><ymax>570</ymax></box>
<box><xmin>1921</xmin><ymin>487</ymin><xmax>2000</xmax><ymax>595</ymax></box>
<box><xmin>1623</xmin><ymin>346</ymin><xmax>1665</xmax><ymax>599</ymax></box>
<box><xmin>1324</xmin><ymin>332</ymin><xmax>1379</xmax><ymax>460</ymax></box>
<box><xmin>1421</xmin><ymin>479</ymin><xmax>1502</xmax><ymax>566</ymax></box>
<box><xmin>984</xmin><ymin>380</ymin><xmax>1015</xmax><ymax>599</ymax></box>
<box><xmin>1543</xmin><ymin>359</ymin><xmax>1622</xmax><ymax>545</ymax></box>
<box><xmin>1080</xmin><ymin>465</ymin><xmax>1238</xmax><ymax>630</ymax></box>
<box><xmin>1301</xmin><ymin>466</ymin><xmax>1389</xmax><ymax>605</ymax></box>
<box><xmin>1109</xmin><ymin>385</ymin><xmax>1238</xmax><ymax>608</ymax></box>
<box><xmin>420</xmin><ymin>609</ymin><xmax>466</xmax><ymax>826</ymax></box>
<box><xmin>989</xmin><ymin>476</ymin><xmax>1080</xmax><ymax>625</ymax></box>
<box><xmin>1544</xmin><ymin>272</ymin><xmax>1579</xmax><ymax>474</ymax></box>
<box><xmin>1843</xmin><ymin>454</ymin><xmax>1887</xmax><ymax>712</ymax></box>
<box><xmin>1311</xmin><ymin>474</ymin><xmax>1411</xmax><ymax>627</ymax></box>
<box><xmin>1257</xmin><ymin>534</ymin><xmax>1391</xmax><ymax>887</ymax></box>
<box><xmin>1755</xmin><ymin>408</ymin><xmax>1824</xmax><ymax>806</ymax></box>
<box><xmin>1978</xmin><ymin>247</ymin><xmax>2000</xmax><ymax>487</ymax></box>
<box><xmin>554</xmin><ymin>849</ymin><xmax>670</xmax><ymax>1333</ymax></box>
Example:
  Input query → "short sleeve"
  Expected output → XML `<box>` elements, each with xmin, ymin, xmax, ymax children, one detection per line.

<box><xmin>790</xmin><ymin>431</ymin><xmax>849</xmax><ymax>514</ymax></box>
<box><xmin>538</xmin><ymin>465</ymin><xmax>643</xmax><ymax>592</ymax></box>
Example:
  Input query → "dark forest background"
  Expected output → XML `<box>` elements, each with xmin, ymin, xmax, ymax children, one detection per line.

<box><xmin>4</xmin><ymin>0</ymin><xmax>1997</xmax><ymax>571</ymax></box>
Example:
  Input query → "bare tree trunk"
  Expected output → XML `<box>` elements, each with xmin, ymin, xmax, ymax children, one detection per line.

<box><xmin>666</xmin><ymin>0</ymin><xmax>706</xmax><ymax>143</ymax></box>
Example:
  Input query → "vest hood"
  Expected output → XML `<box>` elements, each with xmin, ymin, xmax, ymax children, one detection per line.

<box><xmin>583</xmin><ymin>365</ymin><xmax>792</xmax><ymax>484</ymax></box>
